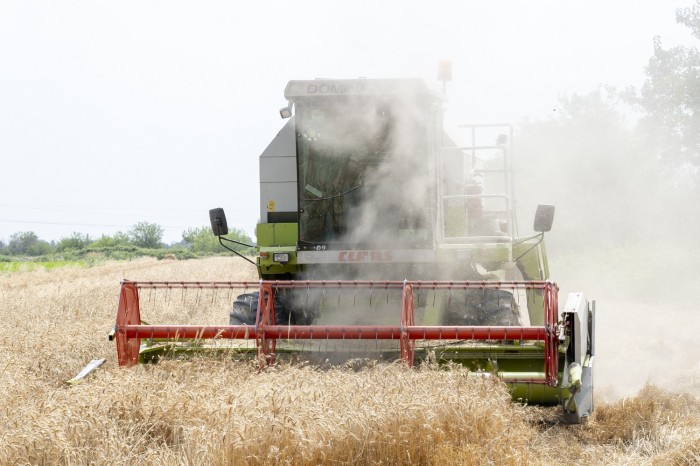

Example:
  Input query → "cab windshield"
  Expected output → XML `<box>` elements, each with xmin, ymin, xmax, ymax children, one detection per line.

<box><xmin>295</xmin><ymin>98</ymin><xmax>432</xmax><ymax>249</ymax></box>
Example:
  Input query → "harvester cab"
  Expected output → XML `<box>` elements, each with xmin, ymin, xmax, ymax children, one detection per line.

<box><xmin>112</xmin><ymin>78</ymin><xmax>595</xmax><ymax>423</ymax></box>
<box><xmin>246</xmin><ymin>79</ymin><xmax>553</xmax><ymax>327</ymax></box>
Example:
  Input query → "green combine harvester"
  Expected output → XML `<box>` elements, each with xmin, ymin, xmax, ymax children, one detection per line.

<box><xmin>112</xmin><ymin>78</ymin><xmax>595</xmax><ymax>423</ymax></box>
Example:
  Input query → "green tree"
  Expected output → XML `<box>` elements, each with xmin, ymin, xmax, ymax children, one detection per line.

<box><xmin>8</xmin><ymin>231</ymin><xmax>39</xmax><ymax>255</ymax></box>
<box><xmin>7</xmin><ymin>231</ymin><xmax>54</xmax><ymax>256</ymax></box>
<box><xmin>182</xmin><ymin>226</ymin><xmax>220</xmax><ymax>253</ymax></box>
<box><xmin>128</xmin><ymin>222</ymin><xmax>164</xmax><ymax>249</ymax></box>
<box><xmin>182</xmin><ymin>226</ymin><xmax>254</xmax><ymax>254</ymax></box>
<box><xmin>635</xmin><ymin>1</ymin><xmax>700</xmax><ymax>185</ymax></box>
<box><xmin>56</xmin><ymin>232</ymin><xmax>92</xmax><ymax>252</ymax></box>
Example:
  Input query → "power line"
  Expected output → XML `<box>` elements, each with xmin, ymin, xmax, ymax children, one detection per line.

<box><xmin>0</xmin><ymin>219</ymin><xmax>190</xmax><ymax>229</ymax></box>
<box><xmin>0</xmin><ymin>203</ymin><xmax>256</xmax><ymax>214</ymax></box>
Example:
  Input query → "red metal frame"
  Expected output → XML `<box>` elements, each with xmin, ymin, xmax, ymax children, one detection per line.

<box><xmin>114</xmin><ymin>280</ymin><xmax>560</xmax><ymax>386</ymax></box>
<box><xmin>255</xmin><ymin>283</ymin><xmax>276</xmax><ymax>367</ymax></box>
<box><xmin>400</xmin><ymin>282</ymin><xmax>416</xmax><ymax>367</ymax></box>
<box><xmin>115</xmin><ymin>281</ymin><xmax>141</xmax><ymax>367</ymax></box>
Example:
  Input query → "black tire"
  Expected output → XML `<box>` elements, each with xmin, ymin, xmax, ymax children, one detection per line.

<box><xmin>276</xmin><ymin>288</ymin><xmax>319</xmax><ymax>325</ymax></box>
<box><xmin>441</xmin><ymin>289</ymin><xmax>521</xmax><ymax>326</ymax></box>
<box><xmin>229</xmin><ymin>290</ymin><xmax>319</xmax><ymax>325</ymax></box>
<box><xmin>230</xmin><ymin>293</ymin><xmax>259</xmax><ymax>325</ymax></box>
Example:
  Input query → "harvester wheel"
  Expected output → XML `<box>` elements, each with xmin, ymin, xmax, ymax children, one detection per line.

<box><xmin>441</xmin><ymin>289</ymin><xmax>521</xmax><ymax>326</ymax></box>
<box><xmin>230</xmin><ymin>291</ymin><xmax>318</xmax><ymax>325</ymax></box>
<box><xmin>230</xmin><ymin>293</ymin><xmax>260</xmax><ymax>325</ymax></box>
<box><xmin>276</xmin><ymin>288</ymin><xmax>319</xmax><ymax>325</ymax></box>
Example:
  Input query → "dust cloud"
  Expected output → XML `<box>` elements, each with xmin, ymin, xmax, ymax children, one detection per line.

<box><xmin>512</xmin><ymin>93</ymin><xmax>700</xmax><ymax>400</ymax></box>
<box><xmin>551</xmin><ymin>248</ymin><xmax>700</xmax><ymax>400</ymax></box>
<box><xmin>291</xmin><ymin>80</ymin><xmax>700</xmax><ymax>399</ymax></box>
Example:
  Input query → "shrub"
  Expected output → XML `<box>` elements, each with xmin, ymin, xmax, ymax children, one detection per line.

<box><xmin>56</xmin><ymin>232</ymin><xmax>92</xmax><ymax>252</ymax></box>
<box><xmin>183</xmin><ymin>225</ymin><xmax>254</xmax><ymax>254</ymax></box>
<box><xmin>90</xmin><ymin>232</ymin><xmax>130</xmax><ymax>249</ymax></box>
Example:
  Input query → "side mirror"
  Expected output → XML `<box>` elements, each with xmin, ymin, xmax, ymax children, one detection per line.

<box><xmin>209</xmin><ymin>208</ymin><xmax>229</xmax><ymax>236</ymax></box>
<box><xmin>533</xmin><ymin>204</ymin><xmax>555</xmax><ymax>233</ymax></box>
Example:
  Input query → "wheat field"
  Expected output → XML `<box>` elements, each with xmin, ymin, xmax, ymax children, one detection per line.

<box><xmin>1</xmin><ymin>257</ymin><xmax>698</xmax><ymax>465</ymax></box>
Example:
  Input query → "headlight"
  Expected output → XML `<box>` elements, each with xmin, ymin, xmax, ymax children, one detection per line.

<box><xmin>273</xmin><ymin>252</ymin><xmax>290</xmax><ymax>263</ymax></box>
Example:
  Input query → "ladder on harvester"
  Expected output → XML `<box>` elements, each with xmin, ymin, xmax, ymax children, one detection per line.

<box><xmin>439</xmin><ymin>124</ymin><xmax>517</xmax><ymax>244</ymax></box>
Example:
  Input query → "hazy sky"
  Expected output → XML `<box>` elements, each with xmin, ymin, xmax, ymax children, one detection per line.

<box><xmin>0</xmin><ymin>0</ymin><xmax>695</xmax><ymax>244</ymax></box>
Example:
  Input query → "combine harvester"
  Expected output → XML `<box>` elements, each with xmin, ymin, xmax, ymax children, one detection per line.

<box><xmin>112</xmin><ymin>78</ymin><xmax>595</xmax><ymax>423</ymax></box>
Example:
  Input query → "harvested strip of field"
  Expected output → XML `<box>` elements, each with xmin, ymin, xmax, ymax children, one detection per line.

<box><xmin>0</xmin><ymin>257</ymin><xmax>698</xmax><ymax>465</ymax></box>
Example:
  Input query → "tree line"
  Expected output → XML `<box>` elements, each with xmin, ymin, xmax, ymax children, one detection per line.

<box><xmin>0</xmin><ymin>221</ymin><xmax>254</xmax><ymax>261</ymax></box>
